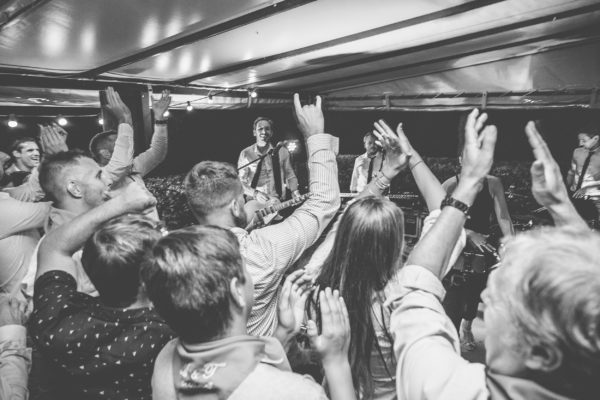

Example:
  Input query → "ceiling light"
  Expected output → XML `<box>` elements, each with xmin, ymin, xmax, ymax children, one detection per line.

<box><xmin>207</xmin><ymin>94</ymin><xmax>214</xmax><ymax>103</ymax></box>
<box><xmin>249</xmin><ymin>89</ymin><xmax>258</xmax><ymax>98</ymax></box>
<box><xmin>57</xmin><ymin>115</ymin><xmax>67</xmax><ymax>126</ymax></box>
<box><xmin>186</xmin><ymin>101</ymin><xmax>193</xmax><ymax>112</ymax></box>
<box><xmin>98</xmin><ymin>116</ymin><xmax>104</xmax><ymax>125</ymax></box>
<box><xmin>7</xmin><ymin>114</ymin><xmax>17</xmax><ymax>128</ymax></box>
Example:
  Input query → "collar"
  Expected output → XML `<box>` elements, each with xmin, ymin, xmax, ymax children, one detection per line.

<box><xmin>254</xmin><ymin>143</ymin><xmax>273</xmax><ymax>155</ymax></box>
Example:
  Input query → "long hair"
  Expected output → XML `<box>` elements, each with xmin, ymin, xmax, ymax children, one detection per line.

<box><xmin>309</xmin><ymin>196</ymin><xmax>404</xmax><ymax>398</ymax></box>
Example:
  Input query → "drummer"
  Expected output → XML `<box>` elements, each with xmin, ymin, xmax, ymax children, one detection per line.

<box><xmin>441</xmin><ymin>124</ymin><xmax>514</xmax><ymax>351</ymax></box>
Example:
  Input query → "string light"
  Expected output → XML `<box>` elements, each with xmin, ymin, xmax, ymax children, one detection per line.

<box><xmin>186</xmin><ymin>101</ymin><xmax>193</xmax><ymax>111</ymax></box>
<box><xmin>8</xmin><ymin>114</ymin><xmax>17</xmax><ymax>128</ymax></box>
<box><xmin>57</xmin><ymin>115</ymin><xmax>68</xmax><ymax>126</ymax></box>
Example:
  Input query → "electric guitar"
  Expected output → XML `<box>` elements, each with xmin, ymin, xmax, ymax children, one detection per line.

<box><xmin>244</xmin><ymin>193</ymin><xmax>311</xmax><ymax>231</ymax></box>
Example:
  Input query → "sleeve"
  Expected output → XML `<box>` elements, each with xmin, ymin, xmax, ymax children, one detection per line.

<box><xmin>0</xmin><ymin>325</ymin><xmax>31</xmax><ymax>400</ymax></box>
<box><xmin>30</xmin><ymin>271</ymin><xmax>79</xmax><ymax>342</ymax></box>
<box><xmin>133</xmin><ymin>124</ymin><xmax>168</xmax><ymax>177</ymax></box>
<box><xmin>388</xmin><ymin>265</ymin><xmax>489</xmax><ymax>400</ymax></box>
<box><xmin>280</xmin><ymin>148</ymin><xmax>299</xmax><ymax>192</ymax></box>
<box><xmin>0</xmin><ymin>197</ymin><xmax>50</xmax><ymax>239</ymax></box>
<box><xmin>246</xmin><ymin>134</ymin><xmax>341</xmax><ymax>272</ymax></box>
<box><xmin>3</xmin><ymin>167</ymin><xmax>45</xmax><ymax>202</ymax></box>
<box><xmin>419</xmin><ymin>209</ymin><xmax>466</xmax><ymax>276</ymax></box>
<box><xmin>350</xmin><ymin>157</ymin><xmax>360</xmax><ymax>192</ymax></box>
<box><xmin>102</xmin><ymin>123</ymin><xmax>134</xmax><ymax>186</ymax></box>
<box><xmin>238</xmin><ymin>149</ymin><xmax>256</xmax><ymax>197</ymax></box>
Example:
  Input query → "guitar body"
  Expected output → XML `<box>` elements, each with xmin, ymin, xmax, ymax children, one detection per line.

<box><xmin>244</xmin><ymin>194</ymin><xmax>311</xmax><ymax>231</ymax></box>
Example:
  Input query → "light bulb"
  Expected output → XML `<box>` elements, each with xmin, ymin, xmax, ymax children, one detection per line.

<box><xmin>57</xmin><ymin>116</ymin><xmax>67</xmax><ymax>126</ymax></box>
<box><xmin>186</xmin><ymin>101</ymin><xmax>193</xmax><ymax>111</ymax></box>
<box><xmin>207</xmin><ymin>94</ymin><xmax>214</xmax><ymax>103</ymax></box>
<box><xmin>98</xmin><ymin>117</ymin><xmax>104</xmax><ymax>125</ymax></box>
<box><xmin>249</xmin><ymin>89</ymin><xmax>258</xmax><ymax>98</ymax></box>
<box><xmin>8</xmin><ymin>114</ymin><xmax>17</xmax><ymax>128</ymax></box>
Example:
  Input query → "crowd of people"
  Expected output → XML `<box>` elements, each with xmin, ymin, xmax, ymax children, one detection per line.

<box><xmin>0</xmin><ymin>88</ymin><xmax>599</xmax><ymax>400</ymax></box>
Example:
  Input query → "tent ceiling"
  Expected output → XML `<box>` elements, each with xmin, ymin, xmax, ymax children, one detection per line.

<box><xmin>0</xmin><ymin>0</ymin><xmax>599</xmax><ymax>109</ymax></box>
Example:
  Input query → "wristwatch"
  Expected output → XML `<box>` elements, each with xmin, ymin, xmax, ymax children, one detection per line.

<box><xmin>440</xmin><ymin>195</ymin><xmax>470</xmax><ymax>216</ymax></box>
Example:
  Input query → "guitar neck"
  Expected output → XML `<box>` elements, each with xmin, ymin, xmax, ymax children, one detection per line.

<box><xmin>258</xmin><ymin>194</ymin><xmax>310</xmax><ymax>217</ymax></box>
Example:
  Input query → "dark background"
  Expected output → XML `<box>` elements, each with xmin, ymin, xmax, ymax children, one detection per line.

<box><xmin>1</xmin><ymin>107</ymin><xmax>599</xmax><ymax>176</ymax></box>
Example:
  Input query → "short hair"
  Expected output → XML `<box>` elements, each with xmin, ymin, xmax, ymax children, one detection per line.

<box><xmin>141</xmin><ymin>225</ymin><xmax>246</xmax><ymax>343</ymax></box>
<box><xmin>498</xmin><ymin>228</ymin><xmax>600</xmax><ymax>395</ymax></box>
<box><xmin>81</xmin><ymin>214</ymin><xmax>161</xmax><ymax>308</ymax></box>
<box><xmin>184</xmin><ymin>161</ymin><xmax>242</xmax><ymax>222</ymax></box>
<box><xmin>38</xmin><ymin>150</ymin><xmax>88</xmax><ymax>203</ymax></box>
<box><xmin>89</xmin><ymin>130</ymin><xmax>117</xmax><ymax>162</ymax></box>
<box><xmin>578</xmin><ymin>122</ymin><xmax>600</xmax><ymax>139</ymax></box>
<box><xmin>253</xmin><ymin>117</ymin><xmax>274</xmax><ymax>131</ymax></box>
<box><xmin>9</xmin><ymin>137</ymin><xmax>37</xmax><ymax>161</ymax></box>
<box><xmin>363</xmin><ymin>131</ymin><xmax>376</xmax><ymax>142</ymax></box>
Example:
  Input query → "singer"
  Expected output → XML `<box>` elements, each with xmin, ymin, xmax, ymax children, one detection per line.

<box><xmin>237</xmin><ymin>117</ymin><xmax>301</xmax><ymax>202</ymax></box>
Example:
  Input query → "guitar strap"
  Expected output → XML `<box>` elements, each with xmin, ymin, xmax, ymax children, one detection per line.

<box><xmin>250</xmin><ymin>157</ymin><xmax>264</xmax><ymax>189</ymax></box>
<box><xmin>271</xmin><ymin>149</ymin><xmax>283</xmax><ymax>199</ymax></box>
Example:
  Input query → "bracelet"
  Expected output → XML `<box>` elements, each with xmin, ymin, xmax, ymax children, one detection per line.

<box><xmin>154</xmin><ymin>119</ymin><xmax>168</xmax><ymax>125</ymax></box>
<box><xmin>440</xmin><ymin>195</ymin><xmax>470</xmax><ymax>216</ymax></box>
<box><xmin>410</xmin><ymin>160</ymin><xmax>424</xmax><ymax>170</ymax></box>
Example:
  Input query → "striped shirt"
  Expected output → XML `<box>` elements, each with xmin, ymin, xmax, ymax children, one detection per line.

<box><xmin>231</xmin><ymin>133</ymin><xmax>341</xmax><ymax>337</ymax></box>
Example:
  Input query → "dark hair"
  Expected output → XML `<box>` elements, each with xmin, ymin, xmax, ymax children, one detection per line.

<box><xmin>81</xmin><ymin>214</ymin><xmax>161</xmax><ymax>308</ymax></box>
<box><xmin>184</xmin><ymin>161</ymin><xmax>242</xmax><ymax>223</ymax></box>
<box><xmin>309</xmin><ymin>196</ymin><xmax>404</xmax><ymax>398</ymax></box>
<box><xmin>38</xmin><ymin>149</ymin><xmax>88</xmax><ymax>203</ymax></box>
<box><xmin>8</xmin><ymin>137</ymin><xmax>38</xmax><ymax>165</ymax></box>
<box><xmin>579</xmin><ymin>121</ymin><xmax>600</xmax><ymax>139</ymax></box>
<box><xmin>141</xmin><ymin>225</ymin><xmax>246</xmax><ymax>343</ymax></box>
<box><xmin>253</xmin><ymin>117</ymin><xmax>274</xmax><ymax>131</ymax></box>
<box><xmin>89</xmin><ymin>130</ymin><xmax>117</xmax><ymax>163</ymax></box>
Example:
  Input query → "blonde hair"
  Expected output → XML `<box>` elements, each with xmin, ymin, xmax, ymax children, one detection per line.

<box><xmin>498</xmin><ymin>227</ymin><xmax>600</xmax><ymax>393</ymax></box>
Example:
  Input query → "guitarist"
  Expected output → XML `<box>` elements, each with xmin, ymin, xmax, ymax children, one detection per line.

<box><xmin>237</xmin><ymin>117</ymin><xmax>301</xmax><ymax>204</ymax></box>
<box><xmin>566</xmin><ymin>126</ymin><xmax>600</xmax><ymax>226</ymax></box>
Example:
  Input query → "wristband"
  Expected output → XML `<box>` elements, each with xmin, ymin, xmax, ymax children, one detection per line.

<box><xmin>410</xmin><ymin>160</ymin><xmax>424</xmax><ymax>170</ymax></box>
<box><xmin>154</xmin><ymin>119</ymin><xmax>168</xmax><ymax>125</ymax></box>
<box><xmin>441</xmin><ymin>195</ymin><xmax>470</xmax><ymax>216</ymax></box>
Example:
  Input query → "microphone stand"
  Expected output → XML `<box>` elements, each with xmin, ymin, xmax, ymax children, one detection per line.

<box><xmin>237</xmin><ymin>145</ymin><xmax>282</xmax><ymax>171</ymax></box>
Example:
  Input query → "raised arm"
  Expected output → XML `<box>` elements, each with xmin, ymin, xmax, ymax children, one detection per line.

<box><xmin>407</xmin><ymin>109</ymin><xmax>497</xmax><ymax>278</ymax></box>
<box><xmin>102</xmin><ymin>87</ymin><xmax>134</xmax><ymax>185</ymax></box>
<box><xmin>36</xmin><ymin>182</ymin><xmax>157</xmax><ymax>279</ymax></box>
<box><xmin>489</xmin><ymin>176</ymin><xmax>514</xmax><ymax>236</ymax></box>
<box><xmin>524</xmin><ymin>121</ymin><xmax>588</xmax><ymax>230</ymax></box>
<box><xmin>133</xmin><ymin>90</ymin><xmax>171</xmax><ymax>177</ymax></box>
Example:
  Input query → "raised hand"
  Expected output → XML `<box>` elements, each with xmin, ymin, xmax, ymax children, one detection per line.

<box><xmin>307</xmin><ymin>287</ymin><xmax>350</xmax><ymax>364</ymax></box>
<box><xmin>460</xmin><ymin>109</ymin><xmax>497</xmax><ymax>184</ymax></box>
<box><xmin>120</xmin><ymin>180</ymin><xmax>157</xmax><ymax>213</ymax></box>
<box><xmin>152</xmin><ymin>90</ymin><xmax>171</xmax><ymax>120</ymax></box>
<box><xmin>39</xmin><ymin>123</ymin><xmax>68</xmax><ymax>155</ymax></box>
<box><xmin>276</xmin><ymin>269</ymin><xmax>312</xmax><ymax>338</ymax></box>
<box><xmin>525</xmin><ymin>121</ymin><xmax>572</xmax><ymax>206</ymax></box>
<box><xmin>373</xmin><ymin>120</ymin><xmax>414</xmax><ymax>178</ymax></box>
<box><xmin>0</xmin><ymin>294</ymin><xmax>27</xmax><ymax>326</ymax></box>
<box><xmin>104</xmin><ymin>86</ymin><xmax>133</xmax><ymax>125</ymax></box>
<box><xmin>293</xmin><ymin>93</ymin><xmax>324</xmax><ymax>139</ymax></box>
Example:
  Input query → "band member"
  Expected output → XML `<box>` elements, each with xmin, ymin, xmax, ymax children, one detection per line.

<box><xmin>237</xmin><ymin>117</ymin><xmax>300</xmax><ymax>203</ymax></box>
<box><xmin>442</xmin><ymin>131</ymin><xmax>514</xmax><ymax>350</ymax></box>
<box><xmin>566</xmin><ymin>125</ymin><xmax>600</xmax><ymax>223</ymax></box>
<box><xmin>350</xmin><ymin>131</ymin><xmax>385</xmax><ymax>193</ymax></box>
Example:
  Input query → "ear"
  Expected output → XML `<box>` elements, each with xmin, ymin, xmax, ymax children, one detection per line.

<box><xmin>12</xmin><ymin>150</ymin><xmax>21</xmax><ymax>159</ymax></box>
<box><xmin>524</xmin><ymin>343</ymin><xmax>563</xmax><ymax>373</ymax></box>
<box><xmin>229</xmin><ymin>277</ymin><xmax>247</xmax><ymax>309</ymax></box>
<box><xmin>230</xmin><ymin>198</ymin><xmax>245</xmax><ymax>219</ymax></box>
<box><xmin>67</xmin><ymin>181</ymin><xmax>83</xmax><ymax>198</ymax></box>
